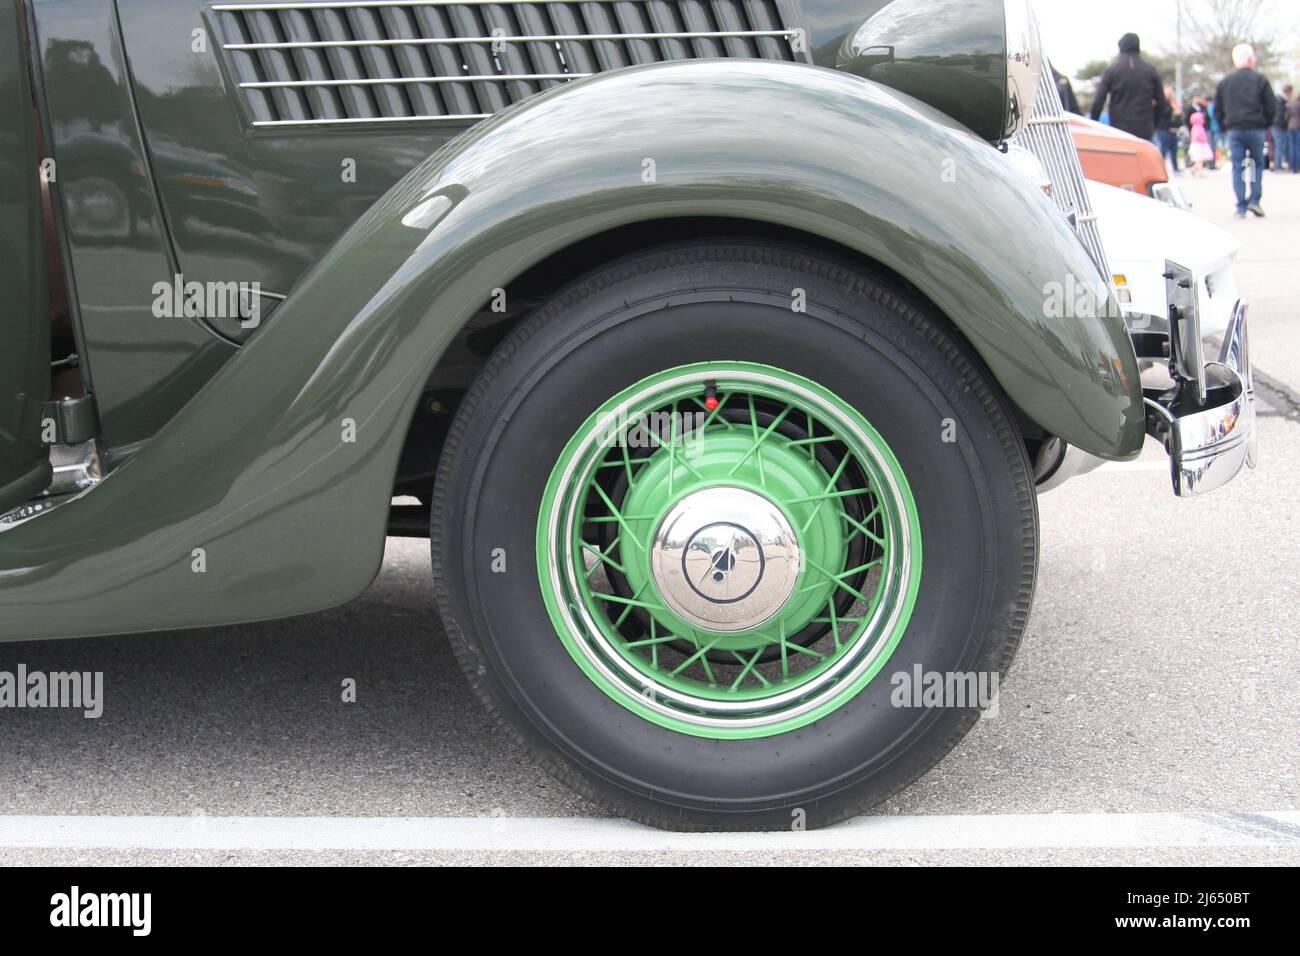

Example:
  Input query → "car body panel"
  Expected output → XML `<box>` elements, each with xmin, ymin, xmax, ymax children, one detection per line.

<box><xmin>0</xmin><ymin>0</ymin><xmax>52</xmax><ymax>513</ymax></box>
<box><xmin>0</xmin><ymin>58</ymin><xmax>1143</xmax><ymax>641</ymax></box>
<box><xmin>1089</xmin><ymin>180</ymin><xmax>1241</xmax><ymax>336</ymax></box>
<box><xmin>1070</xmin><ymin>114</ymin><xmax>1168</xmax><ymax>196</ymax></box>
<box><xmin>29</xmin><ymin>0</ymin><xmax>863</xmax><ymax>470</ymax></box>
<box><xmin>27</xmin><ymin>0</ymin><xmax>236</xmax><ymax>469</ymax></box>
<box><xmin>115</xmin><ymin>0</ymin><xmax>465</xmax><ymax>309</ymax></box>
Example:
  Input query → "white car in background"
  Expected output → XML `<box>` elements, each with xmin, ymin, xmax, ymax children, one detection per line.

<box><xmin>1088</xmin><ymin>179</ymin><xmax>1242</xmax><ymax>337</ymax></box>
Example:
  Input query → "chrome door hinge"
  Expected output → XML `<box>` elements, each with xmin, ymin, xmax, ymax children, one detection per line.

<box><xmin>42</xmin><ymin>393</ymin><xmax>100</xmax><ymax>445</ymax></box>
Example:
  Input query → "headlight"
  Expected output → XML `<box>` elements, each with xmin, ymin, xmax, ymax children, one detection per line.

<box><xmin>1111</xmin><ymin>274</ymin><xmax>1132</xmax><ymax>304</ymax></box>
<box><xmin>837</xmin><ymin>0</ymin><xmax>1048</xmax><ymax>146</ymax></box>
<box><xmin>1002</xmin><ymin>0</ymin><xmax>1044</xmax><ymax>140</ymax></box>
<box><xmin>1150</xmin><ymin>181</ymin><xmax>1191</xmax><ymax>210</ymax></box>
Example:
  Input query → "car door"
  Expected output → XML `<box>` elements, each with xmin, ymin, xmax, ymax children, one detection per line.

<box><xmin>0</xmin><ymin>0</ymin><xmax>51</xmax><ymax>514</ymax></box>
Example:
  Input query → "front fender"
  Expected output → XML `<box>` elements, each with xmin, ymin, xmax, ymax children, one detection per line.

<box><xmin>405</xmin><ymin>59</ymin><xmax>1144</xmax><ymax>457</ymax></box>
<box><xmin>0</xmin><ymin>59</ymin><xmax>1142</xmax><ymax>640</ymax></box>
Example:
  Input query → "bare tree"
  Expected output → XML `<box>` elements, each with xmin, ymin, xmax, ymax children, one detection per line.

<box><xmin>1182</xmin><ymin>0</ymin><xmax>1279</xmax><ymax>73</ymax></box>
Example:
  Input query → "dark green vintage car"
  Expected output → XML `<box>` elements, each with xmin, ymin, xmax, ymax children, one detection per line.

<box><xmin>1</xmin><ymin>0</ymin><xmax>1255</xmax><ymax>829</ymax></box>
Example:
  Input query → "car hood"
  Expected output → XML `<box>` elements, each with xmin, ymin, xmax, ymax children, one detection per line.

<box><xmin>1068</xmin><ymin>114</ymin><xmax>1145</xmax><ymax>151</ymax></box>
<box><xmin>1087</xmin><ymin>179</ymin><xmax>1241</xmax><ymax>272</ymax></box>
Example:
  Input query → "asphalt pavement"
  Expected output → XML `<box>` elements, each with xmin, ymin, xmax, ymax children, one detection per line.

<box><xmin>0</xmin><ymin>165</ymin><xmax>1296</xmax><ymax>866</ymax></box>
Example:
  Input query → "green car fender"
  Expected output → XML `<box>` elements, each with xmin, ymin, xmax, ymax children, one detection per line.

<box><xmin>0</xmin><ymin>59</ymin><xmax>1143</xmax><ymax>641</ymax></box>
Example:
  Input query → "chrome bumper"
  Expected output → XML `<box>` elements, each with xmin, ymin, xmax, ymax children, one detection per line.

<box><xmin>1138</xmin><ymin>262</ymin><xmax>1257</xmax><ymax>497</ymax></box>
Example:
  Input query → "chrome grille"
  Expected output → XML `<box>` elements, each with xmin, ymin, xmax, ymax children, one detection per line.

<box><xmin>1013</xmin><ymin>66</ymin><xmax>1110</xmax><ymax>280</ymax></box>
<box><xmin>211</xmin><ymin>1</ymin><xmax>801</xmax><ymax>127</ymax></box>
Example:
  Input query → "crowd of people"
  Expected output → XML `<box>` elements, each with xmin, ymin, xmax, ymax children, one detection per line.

<box><xmin>1081</xmin><ymin>33</ymin><xmax>1295</xmax><ymax>219</ymax></box>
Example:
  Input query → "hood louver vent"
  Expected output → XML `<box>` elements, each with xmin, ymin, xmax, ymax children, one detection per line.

<box><xmin>212</xmin><ymin>1</ymin><xmax>801</xmax><ymax>128</ymax></box>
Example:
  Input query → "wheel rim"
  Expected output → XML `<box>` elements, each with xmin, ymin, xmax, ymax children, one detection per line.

<box><xmin>537</xmin><ymin>362</ymin><xmax>922</xmax><ymax>739</ymax></box>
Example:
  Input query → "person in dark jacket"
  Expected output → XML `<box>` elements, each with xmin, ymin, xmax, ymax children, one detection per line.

<box><xmin>1089</xmin><ymin>33</ymin><xmax>1163</xmax><ymax>140</ymax></box>
<box><xmin>1214</xmin><ymin>44</ymin><xmax>1277</xmax><ymax>216</ymax></box>
<box><xmin>1052</xmin><ymin>65</ymin><xmax>1080</xmax><ymax>114</ymax></box>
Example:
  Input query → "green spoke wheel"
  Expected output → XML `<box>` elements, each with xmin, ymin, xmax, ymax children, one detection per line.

<box><xmin>538</xmin><ymin>362</ymin><xmax>921</xmax><ymax>738</ymax></box>
<box><xmin>433</xmin><ymin>241</ymin><xmax>1038</xmax><ymax>830</ymax></box>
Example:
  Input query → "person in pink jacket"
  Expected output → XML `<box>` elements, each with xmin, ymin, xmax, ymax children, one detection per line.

<box><xmin>1188</xmin><ymin>110</ymin><xmax>1213</xmax><ymax>176</ymax></box>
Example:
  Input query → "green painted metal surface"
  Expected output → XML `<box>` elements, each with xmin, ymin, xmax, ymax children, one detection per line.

<box><xmin>0</xmin><ymin>0</ymin><xmax>51</xmax><ymax>512</ymax></box>
<box><xmin>0</xmin><ymin>58</ymin><xmax>1143</xmax><ymax>641</ymax></box>
<box><xmin>27</xmin><ymin>0</ymin><xmax>235</xmax><ymax>468</ymax></box>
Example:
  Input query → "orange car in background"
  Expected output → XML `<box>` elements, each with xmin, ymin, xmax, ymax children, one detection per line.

<box><xmin>1068</xmin><ymin>114</ymin><xmax>1187</xmax><ymax>207</ymax></box>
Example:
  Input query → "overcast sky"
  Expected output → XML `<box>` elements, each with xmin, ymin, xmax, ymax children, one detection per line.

<box><xmin>1036</xmin><ymin>0</ymin><xmax>1300</xmax><ymax>77</ymax></box>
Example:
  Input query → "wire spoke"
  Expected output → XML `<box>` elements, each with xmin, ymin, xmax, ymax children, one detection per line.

<box><xmin>698</xmin><ymin>650</ymin><xmax>716</xmax><ymax>684</ymax></box>
<box><xmin>588</xmin><ymin>480</ymin><xmax>649</xmax><ymax>553</ymax></box>
<box><xmin>804</xmin><ymin>556</ymin><xmax>875</xmax><ymax>606</ymax></box>
<box><xmin>619</xmin><ymin>440</ymin><xmax>636</xmax><ymax>485</ymax></box>
<box><xmin>789</xmin><ymin>487</ymin><xmax>871</xmax><ymax>505</ymax></box>
<box><xmin>670</xmin><ymin>638</ymin><xmax>721</xmax><ymax>679</ymax></box>
<box><xmin>729</xmin><ymin>648</ymin><xmax>768</xmax><ymax>691</ymax></box>
<box><xmin>581</xmin><ymin>537</ymin><xmax>625</xmax><ymax>576</ymax></box>
<box><xmin>626</xmin><ymin>634</ymin><xmax>680</xmax><ymax>648</ymax></box>
<box><xmin>785</xmin><ymin>435</ymin><xmax>839</xmax><ymax>448</ymax></box>
<box><xmin>769</xmin><ymin>634</ymin><xmax>826</xmax><ymax>661</ymax></box>
<box><xmin>597</xmin><ymin>454</ymin><xmax>656</xmax><ymax>470</ymax></box>
<box><xmin>666</xmin><ymin>403</ymin><xmax>675</xmax><ymax>497</ymax></box>
<box><xmin>839</xmin><ymin>504</ymin><xmax>885</xmax><ymax>547</ymax></box>
<box><xmin>661</xmin><ymin>399</ymin><xmax>706</xmax><ymax>491</ymax></box>
<box><xmin>799</xmin><ymin>451</ymin><xmax>852</xmax><ymax>533</ymax></box>
<box><xmin>777</xmin><ymin>620</ymin><xmax>789</xmax><ymax>678</ymax></box>
<box><xmin>839</xmin><ymin>558</ymin><xmax>883</xmax><ymax>578</ymax></box>
<box><xmin>613</xmin><ymin>579</ymin><xmax>652</xmax><ymax>628</ymax></box>
<box><xmin>590</xmin><ymin>591</ymin><xmax>666</xmax><ymax>613</ymax></box>
<box><xmin>728</xmin><ymin>400</ymin><xmax>791</xmax><ymax>479</ymax></box>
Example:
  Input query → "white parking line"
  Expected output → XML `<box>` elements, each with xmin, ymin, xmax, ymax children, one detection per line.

<box><xmin>0</xmin><ymin>811</ymin><xmax>1296</xmax><ymax>852</ymax></box>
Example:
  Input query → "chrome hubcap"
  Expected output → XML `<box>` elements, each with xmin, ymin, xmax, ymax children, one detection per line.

<box><xmin>650</xmin><ymin>486</ymin><xmax>800</xmax><ymax>632</ymax></box>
